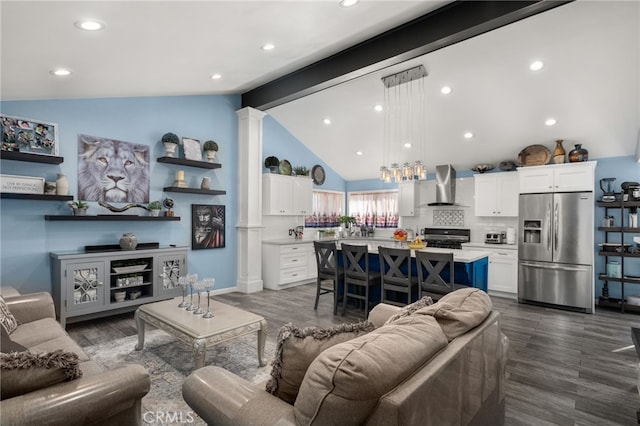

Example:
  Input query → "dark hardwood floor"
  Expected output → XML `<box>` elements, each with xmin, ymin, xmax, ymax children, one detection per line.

<box><xmin>67</xmin><ymin>284</ymin><xmax>640</xmax><ymax>425</ymax></box>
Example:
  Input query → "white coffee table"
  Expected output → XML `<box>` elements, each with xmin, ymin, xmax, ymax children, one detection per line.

<box><xmin>135</xmin><ymin>297</ymin><xmax>268</xmax><ymax>369</ymax></box>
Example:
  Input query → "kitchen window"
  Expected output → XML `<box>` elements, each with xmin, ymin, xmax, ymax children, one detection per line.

<box><xmin>348</xmin><ymin>190</ymin><xmax>399</xmax><ymax>228</ymax></box>
<box><xmin>304</xmin><ymin>190</ymin><xmax>345</xmax><ymax>228</ymax></box>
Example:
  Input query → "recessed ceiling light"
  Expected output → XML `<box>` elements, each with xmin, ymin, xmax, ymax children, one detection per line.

<box><xmin>374</xmin><ymin>104</ymin><xmax>383</xmax><ymax>112</ymax></box>
<box><xmin>323</xmin><ymin>118</ymin><xmax>331</xmax><ymax>125</ymax></box>
<box><xmin>356</xmin><ymin>151</ymin><xmax>363</xmax><ymax>156</ymax></box>
<box><xmin>440</xmin><ymin>86</ymin><xmax>452</xmax><ymax>95</ymax></box>
<box><xmin>464</xmin><ymin>132</ymin><xmax>474</xmax><ymax>139</ymax></box>
<box><xmin>529</xmin><ymin>60</ymin><xmax>544</xmax><ymax>71</ymax></box>
<box><xmin>339</xmin><ymin>0</ymin><xmax>359</xmax><ymax>7</ymax></box>
<box><xmin>74</xmin><ymin>20</ymin><xmax>104</xmax><ymax>31</ymax></box>
<box><xmin>404</xmin><ymin>142</ymin><xmax>412</xmax><ymax>148</ymax></box>
<box><xmin>49</xmin><ymin>68</ymin><xmax>72</xmax><ymax>76</ymax></box>
<box><xmin>261</xmin><ymin>43</ymin><xmax>275</xmax><ymax>51</ymax></box>
<box><xmin>210</xmin><ymin>74</ymin><xmax>222</xmax><ymax>80</ymax></box>
<box><xmin>545</xmin><ymin>118</ymin><xmax>557</xmax><ymax>126</ymax></box>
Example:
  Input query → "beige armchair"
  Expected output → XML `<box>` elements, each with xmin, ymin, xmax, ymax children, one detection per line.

<box><xmin>1</xmin><ymin>291</ymin><xmax>150</xmax><ymax>426</ymax></box>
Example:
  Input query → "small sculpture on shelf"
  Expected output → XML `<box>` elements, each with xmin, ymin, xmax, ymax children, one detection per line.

<box><xmin>264</xmin><ymin>156</ymin><xmax>279</xmax><ymax>173</ymax></box>
<box><xmin>161</xmin><ymin>132</ymin><xmax>180</xmax><ymax>158</ymax></box>
<box><xmin>202</xmin><ymin>140</ymin><xmax>218</xmax><ymax>163</ymax></box>
<box><xmin>163</xmin><ymin>197</ymin><xmax>175</xmax><ymax>217</ymax></box>
<box><xmin>68</xmin><ymin>200</ymin><xmax>89</xmax><ymax>216</ymax></box>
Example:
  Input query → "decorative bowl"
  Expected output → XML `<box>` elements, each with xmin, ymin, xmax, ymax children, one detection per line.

<box><xmin>472</xmin><ymin>164</ymin><xmax>495</xmax><ymax>174</ymax></box>
<box><xmin>407</xmin><ymin>241</ymin><xmax>427</xmax><ymax>250</ymax></box>
<box><xmin>114</xmin><ymin>291</ymin><xmax>126</xmax><ymax>302</ymax></box>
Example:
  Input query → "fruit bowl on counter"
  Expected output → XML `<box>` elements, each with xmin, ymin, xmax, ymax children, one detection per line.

<box><xmin>393</xmin><ymin>229</ymin><xmax>408</xmax><ymax>241</ymax></box>
<box><xmin>407</xmin><ymin>239</ymin><xmax>427</xmax><ymax>250</ymax></box>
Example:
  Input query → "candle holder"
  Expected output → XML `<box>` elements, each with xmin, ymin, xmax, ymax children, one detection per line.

<box><xmin>186</xmin><ymin>273</ymin><xmax>198</xmax><ymax>311</ymax></box>
<box><xmin>193</xmin><ymin>282</ymin><xmax>205</xmax><ymax>315</ymax></box>
<box><xmin>202</xmin><ymin>278</ymin><xmax>215</xmax><ymax>318</ymax></box>
<box><xmin>178</xmin><ymin>276</ymin><xmax>188</xmax><ymax>308</ymax></box>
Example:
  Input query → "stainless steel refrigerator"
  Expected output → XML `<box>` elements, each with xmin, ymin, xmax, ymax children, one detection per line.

<box><xmin>518</xmin><ymin>192</ymin><xmax>594</xmax><ymax>313</ymax></box>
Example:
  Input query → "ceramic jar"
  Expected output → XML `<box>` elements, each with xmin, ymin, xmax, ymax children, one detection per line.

<box><xmin>119</xmin><ymin>233</ymin><xmax>138</xmax><ymax>250</ymax></box>
<box><xmin>201</xmin><ymin>177</ymin><xmax>211</xmax><ymax>190</ymax></box>
<box><xmin>568</xmin><ymin>144</ymin><xmax>589</xmax><ymax>162</ymax></box>
<box><xmin>56</xmin><ymin>173</ymin><xmax>69</xmax><ymax>195</ymax></box>
<box><xmin>552</xmin><ymin>140</ymin><xmax>566</xmax><ymax>164</ymax></box>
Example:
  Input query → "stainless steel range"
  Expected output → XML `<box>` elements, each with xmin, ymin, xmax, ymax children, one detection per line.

<box><xmin>421</xmin><ymin>228</ymin><xmax>470</xmax><ymax>249</ymax></box>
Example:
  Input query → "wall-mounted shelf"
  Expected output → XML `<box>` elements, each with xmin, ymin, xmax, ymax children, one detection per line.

<box><xmin>0</xmin><ymin>151</ymin><xmax>64</xmax><ymax>164</ymax></box>
<box><xmin>163</xmin><ymin>186</ymin><xmax>226</xmax><ymax>195</ymax></box>
<box><xmin>1</xmin><ymin>193</ymin><xmax>73</xmax><ymax>201</ymax></box>
<box><xmin>45</xmin><ymin>215</ymin><xmax>180</xmax><ymax>221</ymax></box>
<box><xmin>157</xmin><ymin>156</ymin><xmax>221</xmax><ymax>169</ymax></box>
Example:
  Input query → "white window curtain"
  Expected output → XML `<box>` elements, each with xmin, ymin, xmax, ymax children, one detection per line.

<box><xmin>347</xmin><ymin>191</ymin><xmax>399</xmax><ymax>228</ymax></box>
<box><xmin>305</xmin><ymin>190</ymin><xmax>344</xmax><ymax>228</ymax></box>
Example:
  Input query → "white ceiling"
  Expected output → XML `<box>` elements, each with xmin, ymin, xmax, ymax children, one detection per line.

<box><xmin>2</xmin><ymin>1</ymin><xmax>639</xmax><ymax>182</ymax></box>
<box><xmin>269</xmin><ymin>0</ymin><xmax>640</xmax><ymax>180</ymax></box>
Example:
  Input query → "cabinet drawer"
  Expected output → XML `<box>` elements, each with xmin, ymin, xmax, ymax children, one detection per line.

<box><xmin>280</xmin><ymin>253</ymin><xmax>307</xmax><ymax>269</ymax></box>
<box><xmin>280</xmin><ymin>266</ymin><xmax>309</xmax><ymax>284</ymax></box>
<box><xmin>281</xmin><ymin>244</ymin><xmax>307</xmax><ymax>255</ymax></box>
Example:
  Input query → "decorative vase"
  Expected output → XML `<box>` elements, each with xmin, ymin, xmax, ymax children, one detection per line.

<box><xmin>164</xmin><ymin>142</ymin><xmax>177</xmax><ymax>158</ymax></box>
<box><xmin>56</xmin><ymin>173</ymin><xmax>69</xmax><ymax>195</ymax></box>
<box><xmin>568</xmin><ymin>144</ymin><xmax>589</xmax><ymax>162</ymax></box>
<box><xmin>200</xmin><ymin>177</ymin><xmax>211</xmax><ymax>190</ymax></box>
<box><xmin>552</xmin><ymin>140</ymin><xmax>566</xmax><ymax>164</ymax></box>
<box><xmin>72</xmin><ymin>207</ymin><xmax>88</xmax><ymax>216</ymax></box>
<box><xmin>205</xmin><ymin>150</ymin><xmax>216</xmax><ymax>163</ymax></box>
<box><xmin>119</xmin><ymin>233</ymin><xmax>138</xmax><ymax>250</ymax></box>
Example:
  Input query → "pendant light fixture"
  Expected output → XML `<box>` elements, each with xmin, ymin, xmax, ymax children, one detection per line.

<box><xmin>380</xmin><ymin>65</ymin><xmax>428</xmax><ymax>182</ymax></box>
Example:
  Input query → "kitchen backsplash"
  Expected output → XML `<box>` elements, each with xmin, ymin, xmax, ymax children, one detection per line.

<box><xmin>433</xmin><ymin>209</ymin><xmax>465</xmax><ymax>227</ymax></box>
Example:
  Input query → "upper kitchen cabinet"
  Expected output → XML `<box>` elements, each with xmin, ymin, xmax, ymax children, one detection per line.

<box><xmin>474</xmin><ymin>172</ymin><xmax>519</xmax><ymax>217</ymax></box>
<box><xmin>262</xmin><ymin>173</ymin><xmax>312</xmax><ymax>216</ymax></box>
<box><xmin>399</xmin><ymin>181</ymin><xmax>419</xmax><ymax>216</ymax></box>
<box><xmin>518</xmin><ymin>161</ymin><xmax>596</xmax><ymax>194</ymax></box>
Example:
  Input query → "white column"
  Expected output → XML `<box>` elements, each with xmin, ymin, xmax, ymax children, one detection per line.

<box><xmin>236</xmin><ymin>107</ymin><xmax>266</xmax><ymax>293</ymax></box>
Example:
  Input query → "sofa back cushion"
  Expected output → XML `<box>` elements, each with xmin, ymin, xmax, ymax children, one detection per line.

<box><xmin>266</xmin><ymin>321</ymin><xmax>375</xmax><ymax>404</ymax></box>
<box><xmin>415</xmin><ymin>288</ymin><xmax>492</xmax><ymax>341</ymax></box>
<box><xmin>294</xmin><ymin>314</ymin><xmax>448</xmax><ymax>425</ymax></box>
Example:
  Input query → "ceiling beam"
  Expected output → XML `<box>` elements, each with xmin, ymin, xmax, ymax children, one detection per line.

<box><xmin>241</xmin><ymin>0</ymin><xmax>572</xmax><ymax>110</ymax></box>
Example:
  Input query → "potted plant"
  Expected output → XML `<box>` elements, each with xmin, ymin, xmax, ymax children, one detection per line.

<box><xmin>148</xmin><ymin>200</ymin><xmax>162</xmax><ymax>216</ymax></box>
<box><xmin>68</xmin><ymin>200</ymin><xmax>89</xmax><ymax>216</ymax></box>
<box><xmin>293</xmin><ymin>166</ymin><xmax>309</xmax><ymax>177</ymax></box>
<box><xmin>264</xmin><ymin>156</ymin><xmax>280</xmax><ymax>173</ymax></box>
<box><xmin>203</xmin><ymin>140</ymin><xmax>219</xmax><ymax>163</ymax></box>
<box><xmin>161</xmin><ymin>132</ymin><xmax>180</xmax><ymax>157</ymax></box>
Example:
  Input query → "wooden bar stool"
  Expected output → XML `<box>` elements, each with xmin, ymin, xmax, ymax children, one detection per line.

<box><xmin>313</xmin><ymin>240</ymin><xmax>342</xmax><ymax>315</ymax></box>
<box><xmin>378</xmin><ymin>246</ymin><xmax>417</xmax><ymax>307</ymax></box>
<box><xmin>341</xmin><ymin>243</ymin><xmax>380</xmax><ymax>316</ymax></box>
<box><xmin>415</xmin><ymin>251</ymin><xmax>468</xmax><ymax>301</ymax></box>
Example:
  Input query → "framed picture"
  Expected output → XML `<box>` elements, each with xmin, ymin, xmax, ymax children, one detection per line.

<box><xmin>192</xmin><ymin>204</ymin><xmax>225</xmax><ymax>250</ymax></box>
<box><xmin>183</xmin><ymin>137</ymin><xmax>202</xmax><ymax>161</ymax></box>
<box><xmin>1</xmin><ymin>114</ymin><xmax>59</xmax><ymax>156</ymax></box>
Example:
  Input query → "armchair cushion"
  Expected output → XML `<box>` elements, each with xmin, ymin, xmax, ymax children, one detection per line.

<box><xmin>294</xmin><ymin>314</ymin><xmax>448</xmax><ymax>425</ymax></box>
<box><xmin>0</xmin><ymin>296</ymin><xmax>18</xmax><ymax>334</ymax></box>
<box><xmin>415</xmin><ymin>287</ymin><xmax>492</xmax><ymax>341</ymax></box>
<box><xmin>266</xmin><ymin>320</ymin><xmax>375</xmax><ymax>404</ymax></box>
<box><xmin>0</xmin><ymin>349</ymin><xmax>82</xmax><ymax>400</ymax></box>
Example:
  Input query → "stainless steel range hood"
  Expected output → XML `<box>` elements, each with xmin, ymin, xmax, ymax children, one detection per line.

<box><xmin>427</xmin><ymin>165</ymin><xmax>456</xmax><ymax>206</ymax></box>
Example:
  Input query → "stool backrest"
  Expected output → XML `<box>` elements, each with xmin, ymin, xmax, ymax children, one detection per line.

<box><xmin>314</xmin><ymin>240</ymin><xmax>339</xmax><ymax>275</ymax></box>
<box><xmin>378</xmin><ymin>246</ymin><xmax>412</xmax><ymax>285</ymax></box>
<box><xmin>341</xmin><ymin>243</ymin><xmax>369</xmax><ymax>280</ymax></box>
<box><xmin>416</xmin><ymin>251</ymin><xmax>455</xmax><ymax>294</ymax></box>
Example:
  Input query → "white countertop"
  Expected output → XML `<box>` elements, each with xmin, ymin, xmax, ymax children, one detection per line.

<box><xmin>263</xmin><ymin>237</ymin><xmax>489</xmax><ymax>263</ymax></box>
<box><xmin>462</xmin><ymin>242</ymin><xmax>518</xmax><ymax>251</ymax></box>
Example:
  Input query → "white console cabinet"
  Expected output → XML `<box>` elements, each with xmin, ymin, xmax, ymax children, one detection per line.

<box><xmin>51</xmin><ymin>246</ymin><xmax>187</xmax><ymax>327</ymax></box>
<box><xmin>263</xmin><ymin>174</ymin><xmax>312</xmax><ymax>215</ymax></box>
<box><xmin>474</xmin><ymin>172</ymin><xmax>519</xmax><ymax>216</ymax></box>
<box><xmin>518</xmin><ymin>161</ymin><xmax>596</xmax><ymax>194</ymax></box>
<box><xmin>262</xmin><ymin>242</ymin><xmax>316</xmax><ymax>289</ymax></box>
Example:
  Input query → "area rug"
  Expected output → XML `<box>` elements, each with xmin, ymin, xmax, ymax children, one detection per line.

<box><xmin>84</xmin><ymin>329</ymin><xmax>276</xmax><ymax>425</ymax></box>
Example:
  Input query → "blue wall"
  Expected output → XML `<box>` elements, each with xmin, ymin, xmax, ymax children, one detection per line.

<box><xmin>1</xmin><ymin>95</ymin><xmax>241</xmax><ymax>293</ymax></box>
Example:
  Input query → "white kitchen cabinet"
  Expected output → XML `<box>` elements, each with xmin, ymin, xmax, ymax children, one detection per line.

<box><xmin>474</xmin><ymin>172</ymin><xmax>519</xmax><ymax>216</ymax></box>
<box><xmin>518</xmin><ymin>161</ymin><xmax>596</xmax><ymax>193</ymax></box>
<box><xmin>399</xmin><ymin>181</ymin><xmax>419</xmax><ymax>216</ymax></box>
<box><xmin>262</xmin><ymin>242</ymin><xmax>316</xmax><ymax>289</ymax></box>
<box><xmin>488</xmin><ymin>249</ymin><xmax>518</xmax><ymax>295</ymax></box>
<box><xmin>263</xmin><ymin>174</ymin><xmax>313</xmax><ymax>216</ymax></box>
<box><xmin>292</xmin><ymin>177</ymin><xmax>313</xmax><ymax>215</ymax></box>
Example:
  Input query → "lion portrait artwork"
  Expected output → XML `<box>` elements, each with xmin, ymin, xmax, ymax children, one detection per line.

<box><xmin>77</xmin><ymin>134</ymin><xmax>150</xmax><ymax>203</ymax></box>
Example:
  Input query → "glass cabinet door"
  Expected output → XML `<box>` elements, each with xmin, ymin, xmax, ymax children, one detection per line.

<box><xmin>65</xmin><ymin>261</ymin><xmax>105</xmax><ymax>312</ymax></box>
<box><xmin>157</xmin><ymin>253</ymin><xmax>186</xmax><ymax>297</ymax></box>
